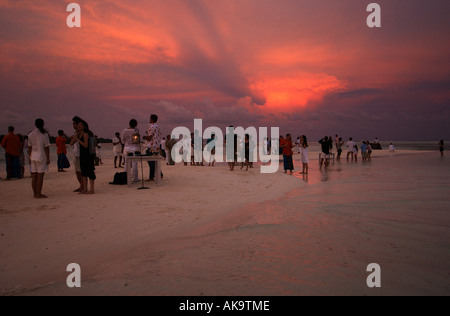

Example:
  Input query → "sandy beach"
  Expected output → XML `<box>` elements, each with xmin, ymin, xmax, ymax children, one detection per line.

<box><xmin>0</xmin><ymin>148</ymin><xmax>449</xmax><ymax>296</ymax></box>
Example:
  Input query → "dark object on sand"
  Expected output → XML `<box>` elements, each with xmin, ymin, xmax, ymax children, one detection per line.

<box><xmin>110</xmin><ymin>172</ymin><xmax>127</xmax><ymax>185</ymax></box>
<box><xmin>370</xmin><ymin>143</ymin><xmax>383</xmax><ymax>150</ymax></box>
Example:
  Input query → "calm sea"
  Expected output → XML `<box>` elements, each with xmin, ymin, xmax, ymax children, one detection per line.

<box><xmin>0</xmin><ymin>141</ymin><xmax>442</xmax><ymax>169</ymax></box>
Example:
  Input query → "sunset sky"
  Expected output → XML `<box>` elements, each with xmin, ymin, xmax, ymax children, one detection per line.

<box><xmin>1</xmin><ymin>0</ymin><xmax>449</xmax><ymax>140</ymax></box>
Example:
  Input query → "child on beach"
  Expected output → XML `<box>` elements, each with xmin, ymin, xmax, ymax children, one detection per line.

<box><xmin>299</xmin><ymin>135</ymin><xmax>309</xmax><ymax>174</ymax></box>
<box><xmin>56</xmin><ymin>130</ymin><xmax>68</xmax><ymax>172</ymax></box>
<box><xmin>366</xmin><ymin>141</ymin><xmax>373</xmax><ymax>161</ymax></box>
<box><xmin>353</xmin><ymin>144</ymin><xmax>359</xmax><ymax>162</ymax></box>
<box><xmin>28</xmin><ymin>119</ymin><xmax>50</xmax><ymax>198</ymax></box>
<box><xmin>389</xmin><ymin>143</ymin><xmax>395</xmax><ymax>152</ymax></box>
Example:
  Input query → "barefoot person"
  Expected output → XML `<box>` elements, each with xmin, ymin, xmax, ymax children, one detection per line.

<box><xmin>299</xmin><ymin>135</ymin><xmax>309</xmax><ymax>175</ymax></box>
<box><xmin>240</xmin><ymin>134</ymin><xmax>250</xmax><ymax>171</ymax></box>
<box><xmin>336</xmin><ymin>137</ymin><xmax>344</xmax><ymax>161</ymax></box>
<box><xmin>319</xmin><ymin>136</ymin><xmax>331</xmax><ymax>167</ymax></box>
<box><xmin>346</xmin><ymin>137</ymin><xmax>355</xmax><ymax>161</ymax></box>
<box><xmin>121</xmin><ymin>119</ymin><xmax>140</xmax><ymax>182</ymax></box>
<box><xmin>70</xmin><ymin>116</ymin><xmax>84</xmax><ymax>192</ymax></box>
<box><xmin>56</xmin><ymin>130</ymin><xmax>68</xmax><ymax>172</ymax></box>
<box><xmin>28</xmin><ymin>119</ymin><xmax>50</xmax><ymax>199</ymax></box>
<box><xmin>439</xmin><ymin>140</ymin><xmax>444</xmax><ymax>157</ymax></box>
<box><xmin>74</xmin><ymin>120</ymin><xmax>96</xmax><ymax>194</ymax></box>
<box><xmin>112</xmin><ymin>132</ymin><xmax>123</xmax><ymax>168</ymax></box>
<box><xmin>143</xmin><ymin>114</ymin><xmax>163</xmax><ymax>181</ymax></box>
<box><xmin>281</xmin><ymin>134</ymin><xmax>294</xmax><ymax>174</ymax></box>
<box><xmin>1</xmin><ymin>126</ymin><xmax>22</xmax><ymax>180</ymax></box>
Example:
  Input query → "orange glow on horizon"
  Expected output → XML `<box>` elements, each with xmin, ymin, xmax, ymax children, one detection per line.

<box><xmin>250</xmin><ymin>74</ymin><xmax>347</xmax><ymax>113</ymax></box>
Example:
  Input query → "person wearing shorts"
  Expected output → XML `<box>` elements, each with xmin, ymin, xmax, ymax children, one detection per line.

<box><xmin>28</xmin><ymin>119</ymin><xmax>50</xmax><ymax>199</ymax></box>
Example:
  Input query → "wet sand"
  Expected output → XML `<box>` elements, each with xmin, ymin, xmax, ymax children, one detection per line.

<box><xmin>0</xmin><ymin>150</ymin><xmax>449</xmax><ymax>295</ymax></box>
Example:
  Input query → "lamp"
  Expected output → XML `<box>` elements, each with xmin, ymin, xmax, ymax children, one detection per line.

<box><xmin>132</xmin><ymin>131</ymin><xmax>141</xmax><ymax>148</ymax></box>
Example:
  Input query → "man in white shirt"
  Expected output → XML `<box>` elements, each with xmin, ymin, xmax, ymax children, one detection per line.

<box><xmin>346</xmin><ymin>137</ymin><xmax>356</xmax><ymax>161</ymax></box>
<box><xmin>28</xmin><ymin>119</ymin><xmax>50</xmax><ymax>198</ymax></box>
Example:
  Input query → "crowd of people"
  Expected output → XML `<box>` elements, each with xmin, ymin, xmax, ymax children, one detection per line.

<box><xmin>0</xmin><ymin>117</ymin><xmax>447</xmax><ymax>198</ymax></box>
<box><xmin>280</xmin><ymin>134</ymin><xmax>381</xmax><ymax>173</ymax></box>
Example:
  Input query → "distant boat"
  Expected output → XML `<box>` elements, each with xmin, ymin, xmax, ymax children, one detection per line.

<box><xmin>370</xmin><ymin>143</ymin><xmax>383</xmax><ymax>150</ymax></box>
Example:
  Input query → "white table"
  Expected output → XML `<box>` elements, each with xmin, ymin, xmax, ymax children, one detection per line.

<box><xmin>125</xmin><ymin>155</ymin><xmax>163</xmax><ymax>186</ymax></box>
<box><xmin>318</xmin><ymin>153</ymin><xmax>336</xmax><ymax>166</ymax></box>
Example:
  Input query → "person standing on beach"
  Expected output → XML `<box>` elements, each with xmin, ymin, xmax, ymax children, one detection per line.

<box><xmin>94</xmin><ymin>135</ymin><xmax>103</xmax><ymax>166</ymax></box>
<box><xmin>161</xmin><ymin>136</ymin><xmax>167</xmax><ymax>164</ymax></box>
<box><xmin>143</xmin><ymin>114</ymin><xmax>163</xmax><ymax>181</ymax></box>
<box><xmin>74</xmin><ymin>120</ymin><xmax>96</xmax><ymax>194</ymax></box>
<box><xmin>70</xmin><ymin>117</ymin><xmax>84</xmax><ymax>192</ymax></box>
<box><xmin>361</xmin><ymin>141</ymin><xmax>368</xmax><ymax>162</ymax></box>
<box><xmin>439</xmin><ymin>140</ymin><xmax>444</xmax><ymax>157</ymax></box>
<box><xmin>299</xmin><ymin>135</ymin><xmax>309</xmax><ymax>175</ymax></box>
<box><xmin>1</xmin><ymin>126</ymin><xmax>22</xmax><ymax>180</ymax></box>
<box><xmin>206</xmin><ymin>133</ymin><xmax>216</xmax><ymax>167</ymax></box>
<box><xmin>166</xmin><ymin>135</ymin><xmax>177</xmax><ymax>166</ymax></box>
<box><xmin>226</xmin><ymin>126</ymin><xmax>238</xmax><ymax>171</ymax></box>
<box><xmin>28</xmin><ymin>119</ymin><xmax>50</xmax><ymax>198</ymax></box>
<box><xmin>121</xmin><ymin>119</ymin><xmax>140</xmax><ymax>182</ymax></box>
<box><xmin>366</xmin><ymin>141</ymin><xmax>373</xmax><ymax>161</ymax></box>
<box><xmin>56</xmin><ymin>130</ymin><xmax>68</xmax><ymax>172</ymax></box>
<box><xmin>17</xmin><ymin>134</ymin><xmax>26</xmax><ymax>179</ymax></box>
<box><xmin>240</xmin><ymin>134</ymin><xmax>250</xmax><ymax>171</ymax></box>
<box><xmin>112</xmin><ymin>132</ymin><xmax>123</xmax><ymax>168</ymax></box>
<box><xmin>336</xmin><ymin>137</ymin><xmax>344</xmax><ymax>161</ymax></box>
<box><xmin>346</xmin><ymin>138</ymin><xmax>356</xmax><ymax>161</ymax></box>
<box><xmin>319</xmin><ymin>136</ymin><xmax>331</xmax><ymax>167</ymax></box>
<box><xmin>329</xmin><ymin>135</ymin><xmax>333</xmax><ymax>153</ymax></box>
<box><xmin>281</xmin><ymin>134</ymin><xmax>294</xmax><ymax>174</ymax></box>
<box><xmin>279</xmin><ymin>135</ymin><xmax>284</xmax><ymax>156</ymax></box>
<box><xmin>295</xmin><ymin>136</ymin><xmax>301</xmax><ymax>154</ymax></box>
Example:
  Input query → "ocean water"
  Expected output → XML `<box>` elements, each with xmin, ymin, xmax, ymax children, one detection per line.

<box><xmin>0</xmin><ymin>141</ymin><xmax>442</xmax><ymax>170</ymax></box>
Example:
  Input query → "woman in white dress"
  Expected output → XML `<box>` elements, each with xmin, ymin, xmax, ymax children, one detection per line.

<box><xmin>299</xmin><ymin>135</ymin><xmax>309</xmax><ymax>174</ymax></box>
